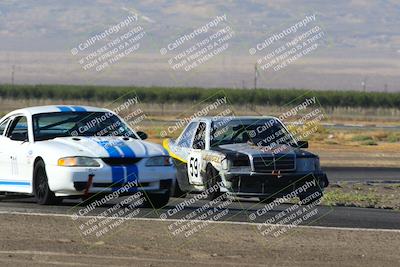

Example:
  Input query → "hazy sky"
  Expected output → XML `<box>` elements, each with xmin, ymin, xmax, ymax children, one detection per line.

<box><xmin>0</xmin><ymin>0</ymin><xmax>399</xmax><ymax>91</ymax></box>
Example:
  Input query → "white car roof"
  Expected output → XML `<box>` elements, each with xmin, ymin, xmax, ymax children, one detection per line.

<box><xmin>5</xmin><ymin>105</ymin><xmax>110</xmax><ymax>117</ymax></box>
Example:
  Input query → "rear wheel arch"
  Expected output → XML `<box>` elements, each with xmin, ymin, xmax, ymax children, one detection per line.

<box><xmin>204</xmin><ymin>163</ymin><xmax>214</xmax><ymax>182</ymax></box>
<box><xmin>204</xmin><ymin>163</ymin><xmax>223</xmax><ymax>200</ymax></box>
<box><xmin>205</xmin><ymin>163</ymin><xmax>222</xmax><ymax>185</ymax></box>
<box><xmin>205</xmin><ymin>162</ymin><xmax>215</xmax><ymax>173</ymax></box>
<box><xmin>205</xmin><ymin>160</ymin><xmax>219</xmax><ymax>173</ymax></box>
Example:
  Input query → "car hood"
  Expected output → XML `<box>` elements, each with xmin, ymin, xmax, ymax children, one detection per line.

<box><xmin>214</xmin><ymin>143</ymin><xmax>316</xmax><ymax>158</ymax></box>
<box><xmin>41</xmin><ymin>136</ymin><xmax>167</xmax><ymax>158</ymax></box>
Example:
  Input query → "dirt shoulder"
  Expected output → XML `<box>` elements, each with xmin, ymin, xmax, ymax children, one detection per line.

<box><xmin>311</xmin><ymin>143</ymin><xmax>400</xmax><ymax>167</ymax></box>
<box><xmin>323</xmin><ymin>182</ymin><xmax>400</xmax><ymax>210</ymax></box>
<box><xmin>0</xmin><ymin>214</ymin><xmax>399</xmax><ymax>266</ymax></box>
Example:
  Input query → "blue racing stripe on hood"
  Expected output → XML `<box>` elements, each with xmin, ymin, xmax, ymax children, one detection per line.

<box><xmin>94</xmin><ymin>140</ymin><xmax>123</xmax><ymax>190</ymax></box>
<box><xmin>118</xmin><ymin>144</ymin><xmax>136</xmax><ymax>158</ymax></box>
<box><xmin>94</xmin><ymin>139</ymin><xmax>139</xmax><ymax>191</ymax></box>
<box><xmin>96</xmin><ymin>141</ymin><xmax>121</xmax><ymax>158</ymax></box>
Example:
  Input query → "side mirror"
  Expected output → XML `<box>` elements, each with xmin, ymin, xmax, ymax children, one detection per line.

<box><xmin>297</xmin><ymin>140</ymin><xmax>309</xmax><ymax>148</ymax></box>
<box><xmin>10</xmin><ymin>132</ymin><xmax>28</xmax><ymax>142</ymax></box>
<box><xmin>137</xmin><ymin>131</ymin><xmax>148</xmax><ymax>140</ymax></box>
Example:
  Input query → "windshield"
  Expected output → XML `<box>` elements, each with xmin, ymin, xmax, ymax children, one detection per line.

<box><xmin>210</xmin><ymin>118</ymin><xmax>296</xmax><ymax>147</ymax></box>
<box><xmin>32</xmin><ymin>112</ymin><xmax>137</xmax><ymax>141</ymax></box>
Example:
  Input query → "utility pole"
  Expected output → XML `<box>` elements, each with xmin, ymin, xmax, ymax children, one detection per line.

<box><xmin>11</xmin><ymin>65</ymin><xmax>15</xmax><ymax>86</ymax></box>
<box><xmin>254</xmin><ymin>63</ymin><xmax>258</xmax><ymax>90</ymax></box>
<box><xmin>361</xmin><ymin>77</ymin><xmax>367</xmax><ymax>92</ymax></box>
<box><xmin>251</xmin><ymin>63</ymin><xmax>259</xmax><ymax>113</ymax></box>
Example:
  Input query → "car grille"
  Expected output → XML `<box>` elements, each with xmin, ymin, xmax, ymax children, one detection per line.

<box><xmin>102</xmin><ymin>158</ymin><xmax>142</xmax><ymax>166</ymax></box>
<box><xmin>232</xmin><ymin>156</ymin><xmax>250</xmax><ymax>166</ymax></box>
<box><xmin>252</xmin><ymin>155</ymin><xmax>295</xmax><ymax>172</ymax></box>
<box><xmin>73</xmin><ymin>182</ymin><xmax>149</xmax><ymax>191</ymax></box>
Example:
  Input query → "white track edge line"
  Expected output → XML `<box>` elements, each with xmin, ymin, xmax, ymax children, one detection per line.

<box><xmin>0</xmin><ymin>210</ymin><xmax>399</xmax><ymax>233</ymax></box>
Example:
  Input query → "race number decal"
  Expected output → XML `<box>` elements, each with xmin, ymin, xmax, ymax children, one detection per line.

<box><xmin>187</xmin><ymin>154</ymin><xmax>202</xmax><ymax>185</ymax></box>
<box><xmin>189</xmin><ymin>157</ymin><xmax>199</xmax><ymax>178</ymax></box>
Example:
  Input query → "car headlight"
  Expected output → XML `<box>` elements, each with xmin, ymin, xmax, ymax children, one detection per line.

<box><xmin>230</xmin><ymin>165</ymin><xmax>251</xmax><ymax>172</ymax></box>
<box><xmin>146</xmin><ymin>156</ymin><xmax>173</xmax><ymax>166</ymax></box>
<box><xmin>58</xmin><ymin>157</ymin><xmax>100</xmax><ymax>167</ymax></box>
<box><xmin>314</xmin><ymin>157</ymin><xmax>321</xmax><ymax>171</ymax></box>
<box><xmin>221</xmin><ymin>158</ymin><xmax>229</xmax><ymax>170</ymax></box>
<box><xmin>296</xmin><ymin>157</ymin><xmax>317</xmax><ymax>172</ymax></box>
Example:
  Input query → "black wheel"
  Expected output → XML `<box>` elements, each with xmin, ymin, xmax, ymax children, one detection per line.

<box><xmin>172</xmin><ymin>180</ymin><xmax>187</xmax><ymax>198</ymax></box>
<box><xmin>259</xmin><ymin>197</ymin><xmax>276</xmax><ymax>204</ymax></box>
<box><xmin>204</xmin><ymin>166</ymin><xmax>223</xmax><ymax>201</ymax></box>
<box><xmin>299</xmin><ymin>190</ymin><xmax>323</xmax><ymax>205</ymax></box>
<box><xmin>144</xmin><ymin>191</ymin><xmax>170</xmax><ymax>209</ymax></box>
<box><xmin>33</xmin><ymin>160</ymin><xmax>62</xmax><ymax>205</ymax></box>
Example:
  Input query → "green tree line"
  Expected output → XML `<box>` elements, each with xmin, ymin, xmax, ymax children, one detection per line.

<box><xmin>0</xmin><ymin>84</ymin><xmax>399</xmax><ymax>108</ymax></box>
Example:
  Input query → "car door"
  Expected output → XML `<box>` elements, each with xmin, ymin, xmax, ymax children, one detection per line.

<box><xmin>0</xmin><ymin>115</ymin><xmax>32</xmax><ymax>192</ymax></box>
<box><xmin>173</xmin><ymin>121</ymin><xmax>198</xmax><ymax>161</ymax></box>
<box><xmin>170</xmin><ymin>121</ymin><xmax>199</xmax><ymax>186</ymax></box>
<box><xmin>0</xmin><ymin>117</ymin><xmax>11</xmax><ymax>181</ymax></box>
<box><xmin>187</xmin><ymin>121</ymin><xmax>208</xmax><ymax>185</ymax></box>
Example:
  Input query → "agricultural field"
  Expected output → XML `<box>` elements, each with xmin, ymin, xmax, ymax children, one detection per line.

<box><xmin>0</xmin><ymin>84</ymin><xmax>400</xmax><ymax>109</ymax></box>
<box><xmin>2</xmin><ymin>85</ymin><xmax>399</xmax><ymax>167</ymax></box>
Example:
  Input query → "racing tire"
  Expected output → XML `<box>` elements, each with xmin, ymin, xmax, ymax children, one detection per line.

<box><xmin>172</xmin><ymin>180</ymin><xmax>187</xmax><ymax>198</ymax></box>
<box><xmin>204</xmin><ymin>165</ymin><xmax>224</xmax><ymax>201</ymax></box>
<box><xmin>144</xmin><ymin>191</ymin><xmax>170</xmax><ymax>209</ymax></box>
<box><xmin>33</xmin><ymin>160</ymin><xmax>62</xmax><ymax>205</ymax></box>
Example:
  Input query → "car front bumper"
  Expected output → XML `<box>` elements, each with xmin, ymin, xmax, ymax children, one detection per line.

<box><xmin>221</xmin><ymin>171</ymin><xmax>329</xmax><ymax>198</ymax></box>
<box><xmin>46</xmin><ymin>164</ymin><xmax>176</xmax><ymax>196</ymax></box>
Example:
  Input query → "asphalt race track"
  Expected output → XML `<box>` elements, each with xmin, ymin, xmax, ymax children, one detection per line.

<box><xmin>1</xmin><ymin>167</ymin><xmax>399</xmax><ymax>232</ymax></box>
<box><xmin>0</xmin><ymin>196</ymin><xmax>399</xmax><ymax>230</ymax></box>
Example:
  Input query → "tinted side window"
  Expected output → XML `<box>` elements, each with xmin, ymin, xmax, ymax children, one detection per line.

<box><xmin>193</xmin><ymin>122</ymin><xmax>207</xmax><ymax>149</ymax></box>
<box><xmin>177</xmin><ymin>122</ymin><xmax>198</xmax><ymax>148</ymax></box>
<box><xmin>7</xmin><ymin>116</ymin><xmax>29</xmax><ymax>141</ymax></box>
<box><xmin>0</xmin><ymin>118</ymin><xmax>10</xmax><ymax>135</ymax></box>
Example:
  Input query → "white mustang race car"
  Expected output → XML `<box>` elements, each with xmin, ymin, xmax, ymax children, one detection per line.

<box><xmin>0</xmin><ymin>105</ymin><xmax>175</xmax><ymax>207</ymax></box>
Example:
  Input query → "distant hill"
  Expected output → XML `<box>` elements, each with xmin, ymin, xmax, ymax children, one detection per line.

<box><xmin>1</xmin><ymin>0</ymin><xmax>399</xmax><ymax>53</ymax></box>
<box><xmin>0</xmin><ymin>0</ymin><xmax>399</xmax><ymax>90</ymax></box>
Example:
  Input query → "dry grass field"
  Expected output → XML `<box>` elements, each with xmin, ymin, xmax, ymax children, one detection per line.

<box><xmin>1</xmin><ymin>98</ymin><xmax>399</xmax><ymax>167</ymax></box>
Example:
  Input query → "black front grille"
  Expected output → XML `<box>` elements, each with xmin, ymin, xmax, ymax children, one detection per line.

<box><xmin>230</xmin><ymin>174</ymin><xmax>316</xmax><ymax>194</ymax></box>
<box><xmin>275</xmin><ymin>155</ymin><xmax>296</xmax><ymax>170</ymax></box>
<box><xmin>252</xmin><ymin>155</ymin><xmax>295</xmax><ymax>172</ymax></box>
<box><xmin>253</xmin><ymin>156</ymin><xmax>274</xmax><ymax>172</ymax></box>
<box><xmin>232</xmin><ymin>156</ymin><xmax>250</xmax><ymax>166</ymax></box>
<box><xmin>102</xmin><ymin>158</ymin><xmax>142</xmax><ymax>166</ymax></box>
